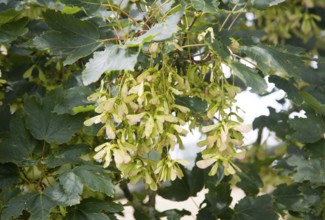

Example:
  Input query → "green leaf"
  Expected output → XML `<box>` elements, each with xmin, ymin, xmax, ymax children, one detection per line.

<box><xmin>206</xmin><ymin>183</ymin><xmax>232</xmax><ymax>215</ymax></box>
<box><xmin>53</xmin><ymin>86</ymin><xmax>93</xmax><ymax>115</ymax></box>
<box><xmin>288</xmin><ymin>110</ymin><xmax>325</xmax><ymax>143</ymax></box>
<box><xmin>250</xmin><ymin>0</ymin><xmax>285</xmax><ymax>9</ymax></box>
<box><xmin>47</xmin><ymin>168</ymin><xmax>85</xmax><ymax>206</ymax></box>
<box><xmin>0</xmin><ymin>17</ymin><xmax>28</xmax><ymax>45</ymax></box>
<box><xmin>231</xmin><ymin>62</ymin><xmax>267</xmax><ymax>95</ymax></box>
<box><xmin>45</xmin><ymin>144</ymin><xmax>90</xmax><ymax>168</ymax></box>
<box><xmin>208</xmin><ymin>34</ymin><xmax>231</xmax><ymax>60</ymax></box>
<box><xmin>268</xmin><ymin>75</ymin><xmax>303</xmax><ymax>105</ymax></box>
<box><xmin>82</xmin><ymin>45</ymin><xmax>138</xmax><ymax>85</ymax></box>
<box><xmin>73</xmin><ymin>165</ymin><xmax>115</xmax><ymax>197</ymax></box>
<box><xmin>273</xmin><ymin>184</ymin><xmax>306</xmax><ymax>212</ymax></box>
<box><xmin>77</xmin><ymin>198</ymin><xmax>123</xmax><ymax>213</ymax></box>
<box><xmin>159</xmin><ymin>166</ymin><xmax>204</xmax><ymax>201</ymax></box>
<box><xmin>158</xmin><ymin>209</ymin><xmax>191</xmax><ymax>220</ymax></box>
<box><xmin>236</xmin><ymin>165</ymin><xmax>263</xmax><ymax>196</ymax></box>
<box><xmin>191</xmin><ymin>0</ymin><xmax>220</xmax><ymax>14</ymax></box>
<box><xmin>0</xmin><ymin>8</ymin><xmax>20</xmax><ymax>25</ymax></box>
<box><xmin>0</xmin><ymin>163</ymin><xmax>20</xmax><ymax>189</ymax></box>
<box><xmin>304</xmin><ymin>140</ymin><xmax>325</xmax><ymax>158</ymax></box>
<box><xmin>126</xmin><ymin>11</ymin><xmax>183</xmax><ymax>46</ymax></box>
<box><xmin>24</xmin><ymin>94</ymin><xmax>84</xmax><ymax>144</ymax></box>
<box><xmin>175</xmin><ymin>96</ymin><xmax>208</xmax><ymax>114</ymax></box>
<box><xmin>1</xmin><ymin>192</ymin><xmax>56</xmax><ymax>220</ymax></box>
<box><xmin>65</xmin><ymin>211</ymin><xmax>111</xmax><ymax>220</ymax></box>
<box><xmin>61</xmin><ymin>0</ymin><xmax>102</xmax><ymax>14</ymax></box>
<box><xmin>0</xmin><ymin>114</ymin><xmax>36</xmax><ymax>164</ymax></box>
<box><xmin>287</xmin><ymin>156</ymin><xmax>325</xmax><ymax>185</ymax></box>
<box><xmin>234</xmin><ymin>195</ymin><xmax>278</xmax><ymax>220</ymax></box>
<box><xmin>33</xmin><ymin>10</ymin><xmax>102</xmax><ymax>65</ymax></box>
<box><xmin>300</xmin><ymin>91</ymin><xmax>325</xmax><ymax>114</ymax></box>
<box><xmin>239</xmin><ymin>45</ymin><xmax>305</xmax><ymax>79</ymax></box>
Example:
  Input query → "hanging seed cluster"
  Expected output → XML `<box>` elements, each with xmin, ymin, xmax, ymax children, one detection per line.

<box><xmin>85</xmin><ymin>60</ymin><xmax>248</xmax><ymax>190</ymax></box>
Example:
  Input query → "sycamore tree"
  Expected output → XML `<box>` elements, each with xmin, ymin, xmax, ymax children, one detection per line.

<box><xmin>0</xmin><ymin>0</ymin><xmax>324</xmax><ymax>219</ymax></box>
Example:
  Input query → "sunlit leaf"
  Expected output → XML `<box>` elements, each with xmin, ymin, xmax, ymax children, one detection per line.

<box><xmin>82</xmin><ymin>45</ymin><xmax>138</xmax><ymax>85</ymax></box>
<box><xmin>73</xmin><ymin>165</ymin><xmax>115</xmax><ymax>197</ymax></box>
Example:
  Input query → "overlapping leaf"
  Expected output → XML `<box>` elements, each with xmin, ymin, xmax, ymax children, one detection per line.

<box><xmin>234</xmin><ymin>195</ymin><xmax>278</xmax><ymax>220</ymax></box>
<box><xmin>191</xmin><ymin>0</ymin><xmax>219</xmax><ymax>14</ymax></box>
<box><xmin>1</xmin><ymin>192</ymin><xmax>56</xmax><ymax>220</ymax></box>
<box><xmin>250</xmin><ymin>0</ymin><xmax>285</xmax><ymax>9</ymax></box>
<box><xmin>126</xmin><ymin>11</ymin><xmax>183</xmax><ymax>46</ymax></box>
<box><xmin>231</xmin><ymin>62</ymin><xmax>267</xmax><ymax>95</ymax></box>
<box><xmin>287</xmin><ymin>156</ymin><xmax>325</xmax><ymax>185</ymax></box>
<box><xmin>0</xmin><ymin>114</ymin><xmax>36</xmax><ymax>164</ymax></box>
<box><xmin>268</xmin><ymin>75</ymin><xmax>303</xmax><ymax>105</ymax></box>
<box><xmin>24</xmin><ymin>93</ymin><xmax>84</xmax><ymax>144</ymax></box>
<box><xmin>239</xmin><ymin>45</ymin><xmax>305</xmax><ymax>79</ymax></box>
<box><xmin>33</xmin><ymin>10</ymin><xmax>102</xmax><ymax>65</ymax></box>
<box><xmin>0</xmin><ymin>17</ymin><xmax>28</xmax><ymax>45</ymax></box>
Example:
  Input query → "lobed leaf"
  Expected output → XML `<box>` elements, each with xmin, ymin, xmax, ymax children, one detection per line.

<box><xmin>33</xmin><ymin>10</ymin><xmax>102</xmax><ymax>65</ymax></box>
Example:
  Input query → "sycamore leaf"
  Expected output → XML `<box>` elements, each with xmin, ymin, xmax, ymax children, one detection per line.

<box><xmin>33</xmin><ymin>10</ymin><xmax>102</xmax><ymax>65</ymax></box>
<box><xmin>0</xmin><ymin>114</ymin><xmax>36</xmax><ymax>164</ymax></box>
<box><xmin>0</xmin><ymin>17</ymin><xmax>28</xmax><ymax>45</ymax></box>
<box><xmin>190</xmin><ymin>0</ymin><xmax>220</xmax><ymax>14</ymax></box>
<box><xmin>64</xmin><ymin>212</ymin><xmax>110</xmax><ymax>220</ymax></box>
<box><xmin>239</xmin><ymin>45</ymin><xmax>305</xmax><ymax>79</ymax></box>
<box><xmin>77</xmin><ymin>198</ymin><xmax>123</xmax><ymax>213</ymax></box>
<box><xmin>53</xmin><ymin>86</ymin><xmax>93</xmax><ymax>115</ymax></box>
<box><xmin>1</xmin><ymin>192</ymin><xmax>56</xmax><ymax>220</ymax></box>
<box><xmin>268</xmin><ymin>75</ymin><xmax>303</xmax><ymax>105</ymax></box>
<box><xmin>175</xmin><ymin>96</ymin><xmax>208</xmax><ymax>114</ymax></box>
<box><xmin>126</xmin><ymin>11</ymin><xmax>183</xmax><ymax>46</ymax></box>
<box><xmin>234</xmin><ymin>195</ymin><xmax>278</xmax><ymax>220</ymax></box>
<box><xmin>231</xmin><ymin>62</ymin><xmax>267</xmax><ymax>95</ymax></box>
<box><xmin>288</xmin><ymin>110</ymin><xmax>325</xmax><ymax>143</ymax></box>
<box><xmin>250</xmin><ymin>0</ymin><xmax>285</xmax><ymax>9</ymax></box>
<box><xmin>273</xmin><ymin>184</ymin><xmax>307</xmax><ymax>212</ymax></box>
<box><xmin>82</xmin><ymin>45</ymin><xmax>138</xmax><ymax>85</ymax></box>
<box><xmin>0</xmin><ymin>8</ymin><xmax>20</xmax><ymax>25</ymax></box>
<box><xmin>24</xmin><ymin>94</ymin><xmax>84</xmax><ymax>144</ymax></box>
<box><xmin>45</xmin><ymin>144</ymin><xmax>90</xmax><ymax>168</ymax></box>
<box><xmin>0</xmin><ymin>163</ymin><xmax>20</xmax><ymax>189</ymax></box>
<box><xmin>72</xmin><ymin>165</ymin><xmax>115</xmax><ymax>197</ymax></box>
<box><xmin>300</xmin><ymin>91</ymin><xmax>325</xmax><ymax>114</ymax></box>
<box><xmin>58</xmin><ymin>172</ymin><xmax>83</xmax><ymax>205</ymax></box>
<box><xmin>287</xmin><ymin>156</ymin><xmax>325</xmax><ymax>185</ymax></box>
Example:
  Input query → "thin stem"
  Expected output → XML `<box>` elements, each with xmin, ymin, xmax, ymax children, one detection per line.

<box><xmin>227</xmin><ymin>12</ymin><xmax>242</xmax><ymax>31</ymax></box>
<box><xmin>142</xmin><ymin>0</ymin><xmax>170</xmax><ymax>27</ymax></box>
<box><xmin>220</xmin><ymin>4</ymin><xmax>238</xmax><ymax>31</ymax></box>
<box><xmin>181</xmin><ymin>43</ymin><xmax>207</xmax><ymax>48</ymax></box>
<box><xmin>98</xmin><ymin>37</ymin><xmax>127</xmax><ymax>42</ymax></box>
<box><xmin>102</xmin><ymin>4</ymin><xmax>139</xmax><ymax>25</ymax></box>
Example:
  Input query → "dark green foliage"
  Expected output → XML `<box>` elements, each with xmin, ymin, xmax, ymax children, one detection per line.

<box><xmin>1</xmin><ymin>0</ymin><xmax>325</xmax><ymax>220</ymax></box>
